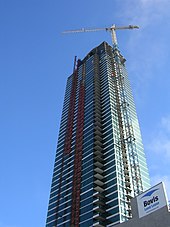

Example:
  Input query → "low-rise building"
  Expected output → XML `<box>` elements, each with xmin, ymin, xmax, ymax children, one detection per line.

<box><xmin>116</xmin><ymin>182</ymin><xmax>170</xmax><ymax>227</ymax></box>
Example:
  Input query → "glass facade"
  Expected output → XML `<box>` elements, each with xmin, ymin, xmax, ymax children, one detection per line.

<box><xmin>46</xmin><ymin>42</ymin><xmax>150</xmax><ymax>227</ymax></box>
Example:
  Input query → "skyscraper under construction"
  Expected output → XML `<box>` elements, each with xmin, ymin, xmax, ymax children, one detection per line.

<box><xmin>46</xmin><ymin>28</ymin><xmax>150</xmax><ymax>226</ymax></box>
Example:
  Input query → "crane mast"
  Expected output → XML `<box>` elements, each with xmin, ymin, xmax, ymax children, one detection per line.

<box><xmin>62</xmin><ymin>24</ymin><xmax>139</xmax><ymax>47</ymax></box>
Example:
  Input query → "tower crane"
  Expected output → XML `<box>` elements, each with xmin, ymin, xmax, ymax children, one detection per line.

<box><xmin>62</xmin><ymin>24</ymin><xmax>139</xmax><ymax>47</ymax></box>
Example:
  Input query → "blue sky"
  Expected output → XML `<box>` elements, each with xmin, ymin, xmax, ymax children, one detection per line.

<box><xmin>0</xmin><ymin>0</ymin><xmax>170</xmax><ymax>226</ymax></box>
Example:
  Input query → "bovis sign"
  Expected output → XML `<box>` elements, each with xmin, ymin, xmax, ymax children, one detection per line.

<box><xmin>137</xmin><ymin>182</ymin><xmax>168</xmax><ymax>218</ymax></box>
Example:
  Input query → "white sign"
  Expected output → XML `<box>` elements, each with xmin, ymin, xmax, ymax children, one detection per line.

<box><xmin>137</xmin><ymin>182</ymin><xmax>168</xmax><ymax>218</ymax></box>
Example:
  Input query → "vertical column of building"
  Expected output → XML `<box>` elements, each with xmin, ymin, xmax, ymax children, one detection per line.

<box><xmin>99</xmin><ymin>43</ymin><xmax>125</xmax><ymax>225</ymax></box>
<box><xmin>53</xmin><ymin>59</ymin><xmax>78</xmax><ymax>225</ymax></box>
<box><xmin>115</xmin><ymin>50</ymin><xmax>143</xmax><ymax>196</ymax></box>
<box><xmin>64</xmin><ymin>58</ymin><xmax>78</xmax><ymax>155</ymax></box>
<box><xmin>46</xmin><ymin>65</ymin><xmax>77</xmax><ymax>226</ymax></box>
<box><xmin>110</xmin><ymin>45</ymin><xmax>143</xmax><ymax>202</ymax></box>
<box><xmin>109</xmin><ymin>48</ymin><xmax>133</xmax><ymax>219</ymax></box>
<box><xmin>97</xmin><ymin>43</ymin><xmax>121</xmax><ymax>225</ymax></box>
<box><xmin>97</xmin><ymin>44</ymin><xmax>132</xmax><ymax>223</ymax></box>
<box><xmin>122</xmin><ymin>65</ymin><xmax>150</xmax><ymax>192</ymax></box>
<box><xmin>71</xmin><ymin>62</ymin><xmax>85</xmax><ymax>227</ymax></box>
<box><xmin>92</xmin><ymin>52</ymin><xmax>107</xmax><ymax>226</ymax></box>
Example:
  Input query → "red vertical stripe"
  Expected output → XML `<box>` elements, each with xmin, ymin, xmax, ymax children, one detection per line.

<box><xmin>54</xmin><ymin>61</ymin><xmax>78</xmax><ymax>224</ymax></box>
<box><xmin>71</xmin><ymin>82</ymin><xmax>85</xmax><ymax>226</ymax></box>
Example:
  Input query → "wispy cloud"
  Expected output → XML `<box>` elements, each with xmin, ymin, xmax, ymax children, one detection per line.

<box><xmin>126</xmin><ymin>0</ymin><xmax>170</xmax><ymax>27</ymax></box>
<box><xmin>146</xmin><ymin>116</ymin><xmax>170</xmax><ymax>200</ymax></box>
<box><xmin>161</xmin><ymin>116</ymin><xmax>170</xmax><ymax>133</ymax></box>
<box><xmin>120</xmin><ymin>0</ymin><xmax>170</xmax><ymax>102</ymax></box>
<box><xmin>148</xmin><ymin>133</ymin><xmax>170</xmax><ymax>159</ymax></box>
<box><xmin>147</xmin><ymin>115</ymin><xmax>170</xmax><ymax>160</ymax></box>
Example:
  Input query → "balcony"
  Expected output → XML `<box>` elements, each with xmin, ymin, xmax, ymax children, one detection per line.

<box><xmin>94</xmin><ymin>128</ymin><xmax>102</xmax><ymax>137</ymax></box>
<box><xmin>94</xmin><ymin>167</ymin><xmax>103</xmax><ymax>174</ymax></box>
<box><xmin>93</xmin><ymin>192</ymin><xmax>104</xmax><ymax>199</ymax></box>
<box><xmin>93</xmin><ymin>223</ymin><xmax>105</xmax><ymax>227</ymax></box>
<box><xmin>94</xmin><ymin>179</ymin><xmax>104</xmax><ymax>187</ymax></box>
<box><xmin>94</xmin><ymin>161</ymin><xmax>103</xmax><ymax>168</ymax></box>
<box><xmin>94</xmin><ymin>156</ymin><xmax>103</xmax><ymax>163</ymax></box>
<box><xmin>94</xmin><ymin>186</ymin><xmax>104</xmax><ymax>193</ymax></box>
<box><xmin>94</xmin><ymin>149</ymin><xmax>102</xmax><ymax>156</ymax></box>
<box><xmin>93</xmin><ymin>213</ymin><xmax>105</xmax><ymax>221</ymax></box>
<box><xmin>94</xmin><ymin>173</ymin><xmax>104</xmax><ymax>180</ymax></box>
<box><xmin>94</xmin><ymin>206</ymin><xmax>105</xmax><ymax>214</ymax></box>
<box><xmin>94</xmin><ymin>135</ymin><xmax>102</xmax><ymax>142</ymax></box>
<box><xmin>94</xmin><ymin>140</ymin><xmax>103</xmax><ymax>147</ymax></box>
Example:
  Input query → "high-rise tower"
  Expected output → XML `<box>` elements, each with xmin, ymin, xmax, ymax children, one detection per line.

<box><xmin>46</xmin><ymin>41</ymin><xmax>150</xmax><ymax>227</ymax></box>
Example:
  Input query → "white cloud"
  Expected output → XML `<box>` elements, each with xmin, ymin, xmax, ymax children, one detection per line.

<box><xmin>149</xmin><ymin>133</ymin><xmax>170</xmax><ymax>158</ymax></box>
<box><xmin>140</xmin><ymin>0</ymin><xmax>169</xmax><ymax>7</ymax></box>
<box><xmin>121</xmin><ymin>0</ymin><xmax>170</xmax><ymax>28</ymax></box>
<box><xmin>161</xmin><ymin>116</ymin><xmax>170</xmax><ymax>133</ymax></box>
<box><xmin>120</xmin><ymin>0</ymin><xmax>170</xmax><ymax>102</ymax></box>
<box><xmin>138</xmin><ymin>0</ymin><xmax>170</xmax><ymax>22</ymax></box>
<box><xmin>147</xmin><ymin>115</ymin><xmax>170</xmax><ymax>200</ymax></box>
<box><xmin>147</xmin><ymin>115</ymin><xmax>170</xmax><ymax>159</ymax></box>
<box><xmin>146</xmin><ymin>116</ymin><xmax>170</xmax><ymax>203</ymax></box>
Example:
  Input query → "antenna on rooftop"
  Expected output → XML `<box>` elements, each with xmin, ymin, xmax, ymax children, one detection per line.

<box><xmin>62</xmin><ymin>24</ymin><xmax>139</xmax><ymax>47</ymax></box>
